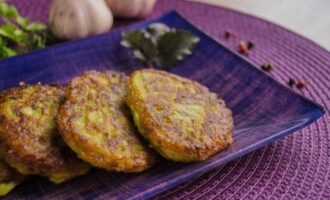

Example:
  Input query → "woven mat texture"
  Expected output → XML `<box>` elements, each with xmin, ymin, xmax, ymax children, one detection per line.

<box><xmin>7</xmin><ymin>0</ymin><xmax>330</xmax><ymax>199</ymax></box>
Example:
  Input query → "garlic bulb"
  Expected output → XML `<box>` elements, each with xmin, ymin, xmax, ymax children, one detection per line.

<box><xmin>105</xmin><ymin>0</ymin><xmax>156</xmax><ymax>18</ymax></box>
<box><xmin>49</xmin><ymin>0</ymin><xmax>113</xmax><ymax>40</ymax></box>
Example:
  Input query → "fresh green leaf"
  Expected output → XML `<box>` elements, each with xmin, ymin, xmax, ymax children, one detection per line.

<box><xmin>25</xmin><ymin>22</ymin><xmax>46</xmax><ymax>32</ymax></box>
<box><xmin>0</xmin><ymin>37</ymin><xmax>18</xmax><ymax>57</ymax></box>
<box><xmin>146</xmin><ymin>23</ymin><xmax>170</xmax><ymax>43</ymax></box>
<box><xmin>156</xmin><ymin>30</ymin><xmax>199</xmax><ymax>66</ymax></box>
<box><xmin>0</xmin><ymin>2</ymin><xmax>18</xmax><ymax>19</ymax></box>
<box><xmin>32</xmin><ymin>34</ymin><xmax>46</xmax><ymax>49</ymax></box>
<box><xmin>121</xmin><ymin>30</ymin><xmax>157</xmax><ymax>66</ymax></box>
<box><xmin>0</xmin><ymin>1</ymin><xmax>53</xmax><ymax>59</ymax></box>
<box><xmin>0</xmin><ymin>36</ymin><xmax>7</xmax><ymax>47</ymax></box>
<box><xmin>0</xmin><ymin>24</ymin><xmax>26</xmax><ymax>43</ymax></box>
<box><xmin>121</xmin><ymin>23</ymin><xmax>200</xmax><ymax>68</ymax></box>
<box><xmin>2</xmin><ymin>46</ymin><xmax>17</xmax><ymax>57</ymax></box>
<box><xmin>16</xmin><ymin>16</ymin><xmax>29</xmax><ymax>27</ymax></box>
<box><xmin>16</xmin><ymin>17</ymin><xmax>46</xmax><ymax>32</ymax></box>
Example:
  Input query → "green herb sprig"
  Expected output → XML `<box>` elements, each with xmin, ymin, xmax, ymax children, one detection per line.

<box><xmin>121</xmin><ymin>23</ymin><xmax>200</xmax><ymax>67</ymax></box>
<box><xmin>0</xmin><ymin>0</ymin><xmax>53</xmax><ymax>59</ymax></box>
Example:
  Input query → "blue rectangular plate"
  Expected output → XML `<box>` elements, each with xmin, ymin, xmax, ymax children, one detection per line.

<box><xmin>1</xmin><ymin>12</ymin><xmax>324</xmax><ymax>200</ymax></box>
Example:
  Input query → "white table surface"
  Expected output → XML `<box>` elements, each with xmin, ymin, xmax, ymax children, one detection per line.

<box><xmin>190</xmin><ymin>0</ymin><xmax>330</xmax><ymax>51</ymax></box>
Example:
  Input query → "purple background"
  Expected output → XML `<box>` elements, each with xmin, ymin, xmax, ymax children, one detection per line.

<box><xmin>3</xmin><ymin>0</ymin><xmax>330</xmax><ymax>199</ymax></box>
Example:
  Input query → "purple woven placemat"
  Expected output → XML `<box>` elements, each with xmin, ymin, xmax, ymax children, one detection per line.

<box><xmin>7</xmin><ymin>0</ymin><xmax>330</xmax><ymax>199</ymax></box>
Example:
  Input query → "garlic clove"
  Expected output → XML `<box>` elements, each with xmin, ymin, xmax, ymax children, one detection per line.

<box><xmin>138</xmin><ymin>0</ymin><xmax>157</xmax><ymax>18</ymax></box>
<box><xmin>112</xmin><ymin>0</ymin><xmax>141</xmax><ymax>18</ymax></box>
<box><xmin>86</xmin><ymin>0</ymin><xmax>113</xmax><ymax>35</ymax></box>
<box><xmin>49</xmin><ymin>0</ymin><xmax>114</xmax><ymax>40</ymax></box>
<box><xmin>105</xmin><ymin>0</ymin><xmax>157</xmax><ymax>19</ymax></box>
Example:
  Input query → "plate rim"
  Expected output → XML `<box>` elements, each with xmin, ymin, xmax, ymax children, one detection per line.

<box><xmin>125</xmin><ymin>11</ymin><xmax>326</xmax><ymax>200</ymax></box>
<box><xmin>0</xmin><ymin>11</ymin><xmax>325</xmax><ymax>200</ymax></box>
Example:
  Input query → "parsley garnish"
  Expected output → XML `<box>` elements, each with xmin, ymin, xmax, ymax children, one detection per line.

<box><xmin>121</xmin><ymin>23</ymin><xmax>200</xmax><ymax>67</ymax></box>
<box><xmin>0</xmin><ymin>0</ymin><xmax>56</xmax><ymax>59</ymax></box>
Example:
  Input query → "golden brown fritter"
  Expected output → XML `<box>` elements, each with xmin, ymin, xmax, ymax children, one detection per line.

<box><xmin>0</xmin><ymin>84</ymin><xmax>90</xmax><ymax>183</ymax></box>
<box><xmin>0</xmin><ymin>160</ymin><xmax>24</xmax><ymax>196</ymax></box>
<box><xmin>58</xmin><ymin>71</ymin><xmax>157</xmax><ymax>172</ymax></box>
<box><xmin>126</xmin><ymin>69</ymin><xmax>233</xmax><ymax>162</ymax></box>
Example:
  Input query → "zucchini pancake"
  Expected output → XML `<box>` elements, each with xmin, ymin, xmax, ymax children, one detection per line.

<box><xmin>127</xmin><ymin>69</ymin><xmax>233</xmax><ymax>162</ymax></box>
<box><xmin>58</xmin><ymin>71</ymin><xmax>157</xmax><ymax>172</ymax></box>
<box><xmin>0</xmin><ymin>160</ymin><xmax>24</xmax><ymax>196</ymax></box>
<box><xmin>0</xmin><ymin>84</ymin><xmax>90</xmax><ymax>183</ymax></box>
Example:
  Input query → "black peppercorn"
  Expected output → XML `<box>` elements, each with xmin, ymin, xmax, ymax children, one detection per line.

<box><xmin>224</xmin><ymin>31</ymin><xmax>231</xmax><ymax>39</ymax></box>
<box><xmin>247</xmin><ymin>41</ymin><xmax>254</xmax><ymax>49</ymax></box>
<box><xmin>261</xmin><ymin>63</ymin><xmax>273</xmax><ymax>72</ymax></box>
<box><xmin>288</xmin><ymin>78</ymin><xmax>295</xmax><ymax>87</ymax></box>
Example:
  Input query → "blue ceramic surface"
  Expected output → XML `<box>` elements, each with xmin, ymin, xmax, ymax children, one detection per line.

<box><xmin>0</xmin><ymin>12</ymin><xmax>324</xmax><ymax>200</ymax></box>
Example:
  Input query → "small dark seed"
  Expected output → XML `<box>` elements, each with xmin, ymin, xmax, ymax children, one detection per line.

<box><xmin>247</xmin><ymin>41</ymin><xmax>254</xmax><ymax>49</ymax></box>
<box><xmin>238</xmin><ymin>41</ymin><xmax>248</xmax><ymax>55</ymax></box>
<box><xmin>296</xmin><ymin>80</ymin><xmax>306</xmax><ymax>89</ymax></box>
<box><xmin>288</xmin><ymin>78</ymin><xmax>295</xmax><ymax>87</ymax></box>
<box><xmin>224</xmin><ymin>31</ymin><xmax>231</xmax><ymax>39</ymax></box>
<box><xmin>261</xmin><ymin>63</ymin><xmax>273</xmax><ymax>72</ymax></box>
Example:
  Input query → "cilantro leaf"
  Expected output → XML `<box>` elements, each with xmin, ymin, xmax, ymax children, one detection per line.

<box><xmin>0</xmin><ymin>24</ymin><xmax>26</xmax><ymax>43</ymax></box>
<box><xmin>0</xmin><ymin>37</ymin><xmax>17</xmax><ymax>57</ymax></box>
<box><xmin>1</xmin><ymin>46</ymin><xmax>17</xmax><ymax>57</ymax></box>
<box><xmin>25</xmin><ymin>22</ymin><xmax>47</xmax><ymax>32</ymax></box>
<box><xmin>0</xmin><ymin>2</ymin><xmax>18</xmax><ymax>19</ymax></box>
<box><xmin>121</xmin><ymin>23</ymin><xmax>200</xmax><ymax>68</ymax></box>
<box><xmin>146</xmin><ymin>23</ymin><xmax>170</xmax><ymax>44</ymax></box>
<box><xmin>121</xmin><ymin>30</ymin><xmax>157</xmax><ymax>66</ymax></box>
<box><xmin>16</xmin><ymin>16</ymin><xmax>29</xmax><ymax>27</ymax></box>
<box><xmin>32</xmin><ymin>34</ymin><xmax>46</xmax><ymax>49</ymax></box>
<box><xmin>0</xmin><ymin>1</ymin><xmax>52</xmax><ymax>59</ymax></box>
<box><xmin>156</xmin><ymin>30</ymin><xmax>199</xmax><ymax>67</ymax></box>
